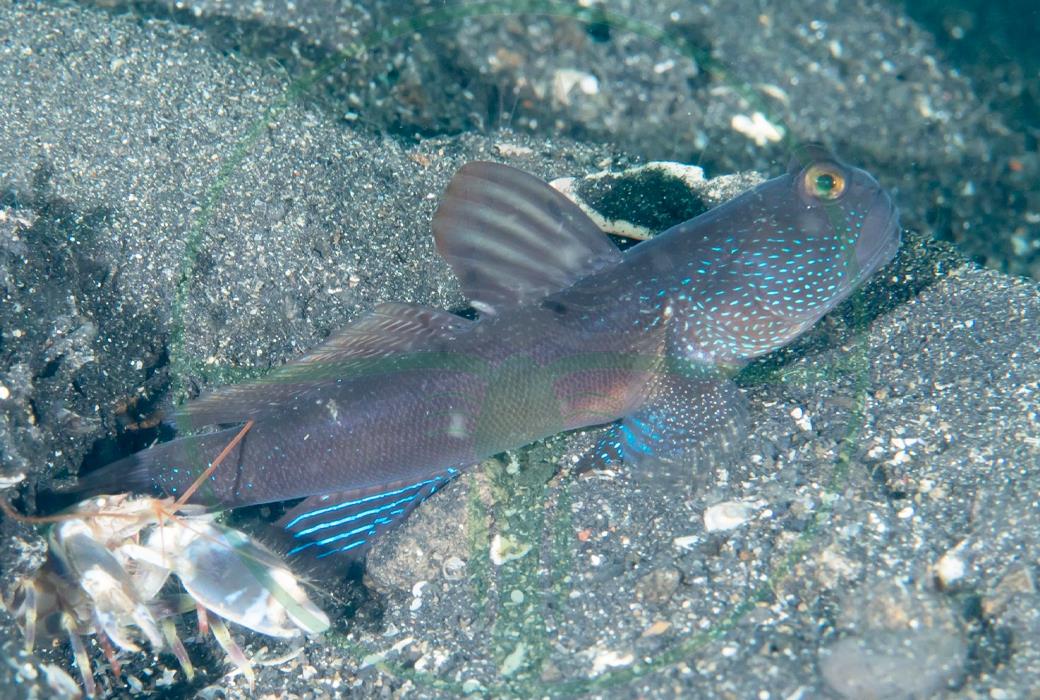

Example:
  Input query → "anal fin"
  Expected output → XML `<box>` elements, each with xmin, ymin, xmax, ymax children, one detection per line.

<box><xmin>277</xmin><ymin>468</ymin><xmax>460</xmax><ymax>560</ymax></box>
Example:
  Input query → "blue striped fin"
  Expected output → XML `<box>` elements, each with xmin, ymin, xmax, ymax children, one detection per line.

<box><xmin>277</xmin><ymin>468</ymin><xmax>459</xmax><ymax>560</ymax></box>
<box><xmin>588</xmin><ymin>413</ymin><xmax>668</xmax><ymax>469</ymax></box>
<box><xmin>580</xmin><ymin>375</ymin><xmax>748</xmax><ymax>486</ymax></box>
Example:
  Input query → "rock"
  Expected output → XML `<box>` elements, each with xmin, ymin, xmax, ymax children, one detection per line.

<box><xmin>819</xmin><ymin>580</ymin><xmax>967</xmax><ymax>699</ymax></box>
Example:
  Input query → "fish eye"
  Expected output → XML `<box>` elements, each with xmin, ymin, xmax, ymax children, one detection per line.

<box><xmin>803</xmin><ymin>163</ymin><xmax>846</xmax><ymax>201</ymax></box>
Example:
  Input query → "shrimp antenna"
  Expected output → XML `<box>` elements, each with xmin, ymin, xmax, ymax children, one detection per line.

<box><xmin>0</xmin><ymin>419</ymin><xmax>254</xmax><ymax>525</ymax></box>
<box><xmin>173</xmin><ymin>419</ymin><xmax>255</xmax><ymax>509</ymax></box>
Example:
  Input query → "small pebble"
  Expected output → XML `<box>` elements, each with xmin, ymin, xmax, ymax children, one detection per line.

<box><xmin>934</xmin><ymin>549</ymin><xmax>966</xmax><ymax>587</ymax></box>
<box><xmin>490</xmin><ymin>533</ymin><xmax>531</xmax><ymax>565</ymax></box>
<box><xmin>790</xmin><ymin>406</ymin><xmax>813</xmax><ymax>432</ymax></box>
<box><xmin>588</xmin><ymin>649</ymin><xmax>634</xmax><ymax>676</ymax></box>
<box><xmin>442</xmin><ymin>556</ymin><xmax>466</xmax><ymax>580</ymax></box>
<box><xmin>499</xmin><ymin>642</ymin><xmax>527</xmax><ymax>677</ymax></box>
<box><xmin>461</xmin><ymin>679</ymin><xmax>484</xmax><ymax>694</ymax></box>
<box><xmin>704</xmin><ymin>500</ymin><xmax>757</xmax><ymax>532</ymax></box>
<box><xmin>635</xmin><ymin>567</ymin><xmax>681</xmax><ymax>604</ymax></box>
<box><xmin>642</xmin><ymin>620</ymin><xmax>672</xmax><ymax>637</ymax></box>
<box><xmin>731</xmin><ymin>111</ymin><xmax>784</xmax><ymax>146</ymax></box>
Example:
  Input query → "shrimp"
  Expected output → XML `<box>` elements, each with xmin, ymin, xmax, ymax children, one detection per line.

<box><xmin>2</xmin><ymin>421</ymin><xmax>329</xmax><ymax>697</ymax></box>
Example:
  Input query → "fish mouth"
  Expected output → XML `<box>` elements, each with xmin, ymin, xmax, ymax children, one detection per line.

<box><xmin>856</xmin><ymin>192</ymin><xmax>901</xmax><ymax>275</ymax></box>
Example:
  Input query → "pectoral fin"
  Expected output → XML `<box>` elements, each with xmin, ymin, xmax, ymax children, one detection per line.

<box><xmin>586</xmin><ymin>369</ymin><xmax>748</xmax><ymax>487</ymax></box>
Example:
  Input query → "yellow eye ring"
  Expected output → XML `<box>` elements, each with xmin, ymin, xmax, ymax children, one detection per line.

<box><xmin>804</xmin><ymin>164</ymin><xmax>846</xmax><ymax>201</ymax></box>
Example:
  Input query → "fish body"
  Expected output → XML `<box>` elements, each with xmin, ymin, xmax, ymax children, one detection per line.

<box><xmin>67</xmin><ymin>145</ymin><xmax>899</xmax><ymax>559</ymax></box>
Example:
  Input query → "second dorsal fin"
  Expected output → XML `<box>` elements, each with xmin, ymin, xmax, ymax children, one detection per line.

<box><xmin>170</xmin><ymin>303</ymin><xmax>474</xmax><ymax>427</ymax></box>
<box><xmin>432</xmin><ymin>161</ymin><xmax>622</xmax><ymax>314</ymax></box>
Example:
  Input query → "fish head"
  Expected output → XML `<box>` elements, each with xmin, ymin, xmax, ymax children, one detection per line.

<box><xmin>754</xmin><ymin>144</ymin><xmax>901</xmax><ymax>325</ymax></box>
<box><xmin>659</xmin><ymin>144</ymin><xmax>902</xmax><ymax>365</ymax></box>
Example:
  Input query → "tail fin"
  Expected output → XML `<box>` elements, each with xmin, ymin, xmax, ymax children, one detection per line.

<box><xmin>40</xmin><ymin>426</ymin><xmax>249</xmax><ymax>513</ymax></box>
<box><xmin>38</xmin><ymin>451</ymin><xmax>162</xmax><ymax>513</ymax></box>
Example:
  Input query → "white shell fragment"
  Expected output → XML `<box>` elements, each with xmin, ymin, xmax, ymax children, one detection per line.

<box><xmin>490</xmin><ymin>533</ymin><xmax>532</xmax><ymax>565</ymax></box>
<box><xmin>0</xmin><ymin>471</ymin><xmax>25</xmax><ymax>488</ymax></box>
<box><xmin>703</xmin><ymin>500</ymin><xmax>762</xmax><ymax>532</ymax></box>
<box><xmin>730</xmin><ymin>111</ymin><xmax>785</xmax><ymax>146</ymax></box>
<box><xmin>552</xmin><ymin>68</ymin><xmax>600</xmax><ymax>106</ymax></box>
<box><xmin>673</xmin><ymin>534</ymin><xmax>700</xmax><ymax>550</ymax></box>
<box><xmin>586</xmin><ymin>647</ymin><xmax>635</xmax><ymax>677</ymax></box>
<box><xmin>551</xmin><ymin>161</ymin><xmax>707</xmax><ymax>240</ymax></box>
<box><xmin>935</xmin><ymin>551</ymin><xmax>966</xmax><ymax>587</ymax></box>
<box><xmin>790</xmin><ymin>406</ymin><xmax>813</xmax><ymax>432</ymax></box>
<box><xmin>933</xmin><ymin>542</ymin><xmax>969</xmax><ymax>588</ymax></box>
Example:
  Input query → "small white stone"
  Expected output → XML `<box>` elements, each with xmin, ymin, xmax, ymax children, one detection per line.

<box><xmin>673</xmin><ymin>534</ymin><xmax>699</xmax><ymax>550</ymax></box>
<box><xmin>552</xmin><ymin>68</ymin><xmax>600</xmax><ymax>106</ymax></box>
<box><xmin>704</xmin><ymin>501</ymin><xmax>758</xmax><ymax>532</ymax></box>
<box><xmin>409</xmin><ymin>581</ymin><xmax>427</xmax><ymax>611</ymax></box>
<box><xmin>414</xmin><ymin>649</ymin><xmax>450</xmax><ymax>673</ymax></box>
<box><xmin>935</xmin><ymin>551</ymin><xmax>967</xmax><ymax>587</ymax></box>
<box><xmin>589</xmin><ymin>649</ymin><xmax>634</xmax><ymax>676</ymax></box>
<box><xmin>790</xmin><ymin>406</ymin><xmax>812</xmax><ymax>432</ymax></box>
<box><xmin>156</xmin><ymin>667</ymin><xmax>178</xmax><ymax>687</ymax></box>
<box><xmin>493</xmin><ymin>142</ymin><xmax>534</xmax><ymax>157</ymax></box>
<box><xmin>0</xmin><ymin>383</ymin><xmax>10</xmax><ymax>400</ymax></box>
<box><xmin>889</xmin><ymin>450</ymin><xmax>911</xmax><ymax>466</ymax></box>
<box><xmin>731</xmin><ymin>111</ymin><xmax>784</xmax><ymax>146</ymax></box>
<box><xmin>490</xmin><ymin>533</ymin><xmax>531</xmax><ymax>565</ymax></box>
<box><xmin>461</xmin><ymin>679</ymin><xmax>484</xmax><ymax>694</ymax></box>
<box><xmin>653</xmin><ymin>59</ymin><xmax>675</xmax><ymax>74</ymax></box>
<box><xmin>0</xmin><ymin>473</ymin><xmax>25</xmax><ymax>489</ymax></box>
<box><xmin>499</xmin><ymin>642</ymin><xmax>527</xmax><ymax>677</ymax></box>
